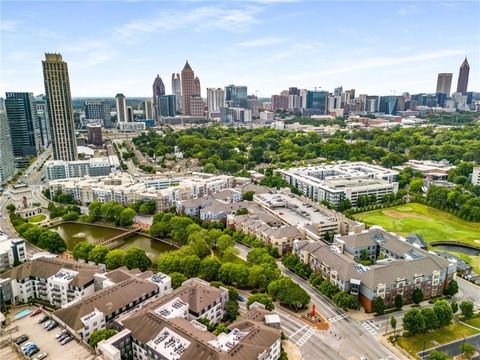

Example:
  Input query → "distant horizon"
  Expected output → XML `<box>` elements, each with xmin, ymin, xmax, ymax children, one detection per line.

<box><xmin>2</xmin><ymin>1</ymin><xmax>479</xmax><ymax>97</ymax></box>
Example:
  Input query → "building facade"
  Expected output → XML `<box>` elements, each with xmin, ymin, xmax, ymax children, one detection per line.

<box><xmin>436</xmin><ymin>73</ymin><xmax>452</xmax><ymax>96</ymax></box>
<box><xmin>0</xmin><ymin>98</ymin><xmax>15</xmax><ymax>184</ymax></box>
<box><xmin>158</xmin><ymin>95</ymin><xmax>177</xmax><ymax>117</ymax></box>
<box><xmin>0</xmin><ymin>233</ymin><xmax>26</xmax><ymax>272</ymax></box>
<box><xmin>152</xmin><ymin>75</ymin><xmax>165</xmax><ymax>118</ymax></box>
<box><xmin>225</xmin><ymin>85</ymin><xmax>247</xmax><ymax>108</ymax></box>
<box><xmin>171</xmin><ymin>73</ymin><xmax>182</xmax><ymax>113</ymax></box>
<box><xmin>85</xmin><ymin>100</ymin><xmax>112</xmax><ymax>128</ymax></box>
<box><xmin>115</xmin><ymin>94</ymin><xmax>127</xmax><ymax>124</ymax></box>
<box><xmin>207</xmin><ymin>87</ymin><xmax>225</xmax><ymax>115</ymax></box>
<box><xmin>181</xmin><ymin>61</ymin><xmax>195</xmax><ymax>116</ymax></box>
<box><xmin>456</xmin><ymin>57</ymin><xmax>469</xmax><ymax>94</ymax></box>
<box><xmin>35</xmin><ymin>95</ymin><xmax>52</xmax><ymax>148</ymax></box>
<box><xmin>45</xmin><ymin>156</ymin><xmax>120</xmax><ymax>181</ymax></box>
<box><xmin>4</xmin><ymin>92</ymin><xmax>42</xmax><ymax>158</ymax></box>
<box><xmin>42</xmin><ymin>53</ymin><xmax>78</xmax><ymax>161</ymax></box>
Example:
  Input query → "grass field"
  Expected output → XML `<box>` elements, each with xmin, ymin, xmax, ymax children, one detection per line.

<box><xmin>28</xmin><ymin>214</ymin><xmax>46</xmax><ymax>223</ymax></box>
<box><xmin>354</xmin><ymin>203</ymin><xmax>480</xmax><ymax>246</ymax></box>
<box><xmin>397</xmin><ymin>318</ymin><xmax>480</xmax><ymax>359</ymax></box>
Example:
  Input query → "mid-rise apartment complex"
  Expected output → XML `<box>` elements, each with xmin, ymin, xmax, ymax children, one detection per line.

<box><xmin>0</xmin><ymin>233</ymin><xmax>26</xmax><ymax>272</ymax></box>
<box><xmin>294</xmin><ymin>228</ymin><xmax>456</xmax><ymax>312</ymax></box>
<box><xmin>0</xmin><ymin>256</ymin><xmax>100</xmax><ymax>307</ymax></box>
<box><xmin>45</xmin><ymin>156</ymin><xmax>120</xmax><ymax>181</ymax></box>
<box><xmin>278</xmin><ymin>162</ymin><xmax>399</xmax><ymax>207</ymax></box>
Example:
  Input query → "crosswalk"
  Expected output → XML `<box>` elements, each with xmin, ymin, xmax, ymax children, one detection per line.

<box><xmin>327</xmin><ymin>313</ymin><xmax>348</xmax><ymax>323</ymax></box>
<box><xmin>361</xmin><ymin>320</ymin><xmax>379</xmax><ymax>336</ymax></box>
<box><xmin>295</xmin><ymin>326</ymin><xmax>316</xmax><ymax>347</ymax></box>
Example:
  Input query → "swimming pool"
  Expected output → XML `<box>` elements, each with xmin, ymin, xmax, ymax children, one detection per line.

<box><xmin>14</xmin><ymin>309</ymin><xmax>32</xmax><ymax>319</ymax></box>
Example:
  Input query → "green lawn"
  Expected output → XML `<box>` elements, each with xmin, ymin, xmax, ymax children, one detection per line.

<box><xmin>397</xmin><ymin>320</ymin><xmax>480</xmax><ymax>358</ymax></box>
<box><xmin>354</xmin><ymin>203</ymin><xmax>480</xmax><ymax>246</ymax></box>
<box><xmin>28</xmin><ymin>214</ymin><xmax>46</xmax><ymax>223</ymax></box>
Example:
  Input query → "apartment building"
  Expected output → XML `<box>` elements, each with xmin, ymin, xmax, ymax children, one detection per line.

<box><xmin>0</xmin><ymin>233</ymin><xmax>26</xmax><ymax>271</ymax></box>
<box><xmin>394</xmin><ymin>159</ymin><xmax>454</xmax><ymax>180</ymax></box>
<box><xmin>53</xmin><ymin>268</ymin><xmax>171</xmax><ymax>341</ymax></box>
<box><xmin>278</xmin><ymin>162</ymin><xmax>399</xmax><ymax>207</ymax></box>
<box><xmin>0</xmin><ymin>256</ymin><xmax>100</xmax><ymax>307</ymax></box>
<box><xmin>176</xmin><ymin>188</ymin><xmax>243</xmax><ymax>219</ymax></box>
<box><xmin>48</xmin><ymin>173</ymin><xmax>241</xmax><ymax>211</ymax></box>
<box><xmin>294</xmin><ymin>228</ymin><xmax>456</xmax><ymax>312</ymax></box>
<box><xmin>45</xmin><ymin>156</ymin><xmax>121</xmax><ymax>181</ymax></box>
<box><xmin>97</xmin><ymin>285</ymin><xmax>281</xmax><ymax>360</ymax></box>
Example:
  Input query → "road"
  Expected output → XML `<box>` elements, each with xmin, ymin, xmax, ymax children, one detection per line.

<box><xmin>235</xmin><ymin>243</ymin><xmax>399</xmax><ymax>360</ymax></box>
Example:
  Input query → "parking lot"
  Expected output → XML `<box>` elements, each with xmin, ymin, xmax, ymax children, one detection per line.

<box><xmin>0</xmin><ymin>307</ymin><xmax>94</xmax><ymax>360</ymax></box>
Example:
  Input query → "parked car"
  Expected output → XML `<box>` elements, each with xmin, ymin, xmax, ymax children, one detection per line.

<box><xmin>238</xmin><ymin>296</ymin><xmax>246</xmax><ymax>302</ymax></box>
<box><xmin>30</xmin><ymin>308</ymin><xmax>42</xmax><ymax>317</ymax></box>
<box><xmin>55</xmin><ymin>330</ymin><xmax>67</xmax><ymax>339</ymax></box>
<box><xmin>46</xmin><ymin>321</ymin><xmax>58</xmax><ymax>331</ymax></box>
<box><xmin>60</xmin><ymin>336</ymin><xmax>72</xmax><ymax>345</ymax></box>
<box><xmin>20</xmin><ymin>342</ymin><xmax>35</xmax><ymax>352</ymax></box>
<box><xmin>14</xmin><ymin>334</ymin><xmax>29</xmax><ymax>345</ymax></box>
<box><xmin>58</xmin><ymin>332</ymin><xmax>70</xmax><ymax>342</ymax></box>
<box><xmin>21</xmin><ymin>343</ymin><xmax>37</xmax><ymax>354</ymax></box>
<box><xmin>34</xmin><ymin>353</ymin><xmax>48</xmax><ymax>360</ymax></box>
<box><xmin>38</xmin><ymin>315</ymin><xmax>49</xmax><ymax>324</ymax></box>
<box><xmin>26</xmin><ymin>347</ymin><xmax>40</xmax><ymax>357</ymax></box>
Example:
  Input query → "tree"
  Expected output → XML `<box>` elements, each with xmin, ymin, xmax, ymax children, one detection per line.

<box><xmin>460</xmin><ymin>301</ymin><xmax>474</xmax><ymax>319</ymax></box>
<box><xmin>87</xmin><ymin>201</ymin><xmax>102</xmax><ymax>222</ymax></box>
<box><xmin>428</xmin><ymin>350</ymin><xmax>451</xmax><ymax>360</ymax></box>
<box><xmin>216</xmin><ymin>234</ymin><xmax>235</xmax><ymax>255</ymax></box>
<box><xmin>409</xmin><ymin>178</ymin><xmax>423</xmax><ymax>193</ymax></box>
<box><xmin>395</xmin><ymin>294</ymin><xmax>404</xmax><ymax>310</ymax></box>
<box><xmin>247</xmin><ymin>248</ymin><xmax>272</xmax><ymax>266</ymax></box>
<box><xmin>319</xmin><ymin>282</ymin><xmax>340</xmax><ymax>298</ymax></box>
<box><xmin>170</xmin><ymin>272</ymin><xmax>187</xmax><ymax>289</ymax></box>
<box><xmin>332</xmin><ymin>292</ymin><xmax>360</xmax><ymax>310</ymax></box>
<box><xmin>118</xmin><ymin>208</ymin><xmax>137</xmax><ymax>226</ymax></box>
<box><xmin>338</xmin><ymin>199</ymin><xmax>352</xmax><ymax>212</ymax></box>
<box><xmin>444</xmin><ymin>279</ymin><xmax>459</xmax><ymax>296</ymax></box>
<box><xmin>6</xmin><ymin>204</ymin><xmax>16</xmax><ymax>213</ymax></box>
<box><xmin>247</xmin><ymin>293</ymin><xmax>274</xmax><ymax>311</ymax></box>
<box><xmin>199</xmin><ymin>256</ymin><xmax>221</xmax><ymax>281</ymax></box>
<box><xmin>412</xmin><ymin>288</ymin><xmax>424</xmax><ymax>305</ymax></box>
<box><xmin>421</xmin><ymin>308</ymin><xmax>439</xmax><ymax>330</ymax></box>
<box><xmin>223</xmin><ymin>299</ymin><xmax>240</xmax><ymax>322</ymax></box>
<box><xmin>222</xmin><ymin>247</ymin><xmax>240</xmax><ymax>263</ymax></box>
<box><xmin>451</xmin><ymin>301</ymin><xmax>458</xmax><ymax>314</ymax></box>
<box><xmin>187</xmin><ymin>232</ymin><xmax>211</xmax><ymax>258</ymax></box>
<box><xmin>105</xmin><ymin>249</ymin><xmax>126</xmax><ymax>269</ymax></box>
<box><xmin>459</xmin><ymin>342</ymin><xmax>476</xmax><ymax>358</ymax></box>
<box><xmin>37</xmin><ymin>231</ymin><xmax>67</xmax><ymax>254</ymax></box>
<box><xmin>213</xmin><ymin>323</ymin><xmax>229</xmax><ymax>336</ymax></box>
<box><xmin>124</xmin><ymin>247</ymin><xmax>151</xmax><ymax>271</ymax></box>
<box><xmin>169</xmin><ymin>216</ymin><xmax>195</xmax><ymax>244</ymax></box>
<box><xmin>372</xmin><ymin>297</ymin><xmax>385</xmax><ymax>315</ymax></box>
<box><xmin>433</xmin><ymin>300</ymin><xmax>453</xmax><ymax>327</ymax></box>
<box><xmin>72</xmin><ymin>242</ymin><xmax>95</xmax><ymax>260</ymax></box>
<box><xmin>88</xmin><ymin>245</ymin><xmax>110</xmax><ymax>264</ymax></box>
<box><xmin>88</xmin><ymin>329</ymin><xmax>117</xmax><ymax>348</ymax></box>
<box><xmin>179</xmin><ymin>255</ymin><xmax>201</xmax><ymax>278</ymax></box>
<box><xmin>390</xmin><ymin>316</ymin><xmax>397</xmax><ymax>337</ymax></box>
<box><xmin>242</xmin><ymin>191</ymin><xmax>255</xmax><ymax>201</ymax></box>
<box><xmin>403</xmin><ymin>308</ymin><xmax>426</xmax><ymax>335</ymax></box>
<box><xmin>268</xmin><ymin>277</ymin><xmax>310</xmax><ymax>311</ymax></box>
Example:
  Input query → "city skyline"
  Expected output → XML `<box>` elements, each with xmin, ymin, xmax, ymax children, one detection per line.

<box><xmin>1</xmin><ymin>1</ymin><xmax>479</xmax><ymax>97</ymax></box>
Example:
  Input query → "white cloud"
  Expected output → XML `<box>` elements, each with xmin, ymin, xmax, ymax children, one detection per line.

<box><xmin>289</xmin><ymin>49</ymin><xmax>466</xmax><ymax>81</ymax></box>
<box><xmin>0</xmin><ymin>20</ymin><xmax>21</xmax><ymax>32</ymax></box>
<box><xmin>235</xmin><ymin>37</ymin><xmax>285</xmax><ymax>47</ymax></box>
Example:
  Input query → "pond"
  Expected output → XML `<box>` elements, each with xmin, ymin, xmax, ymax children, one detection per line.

<box><xmin>431</xmin><ymin>244</ymin><xmax>480</xmax><ymax>256</ymax></box>
<box><xmin>50</xmin><ymin>222</ymin><xmax>176</xmax><ymax>258</ymax></box>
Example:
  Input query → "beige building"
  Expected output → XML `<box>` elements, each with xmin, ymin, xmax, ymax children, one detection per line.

<box><xmin>436</xmin><ymin>73</ymin><xmax>453</xmax><ymax>96</ymax></box>
<box><xmin>42</xmin><ymin>53</ymin><xmax>77</xmax><ymax>161</ymax></box>
<box><xmin>181</xmin><ymin>61</ymin><xmax>195</xmax><ymax>116</ymax></box>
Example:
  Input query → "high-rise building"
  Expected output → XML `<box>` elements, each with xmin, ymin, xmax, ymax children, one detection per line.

<box><xmin>171</xmin><ymin>73</ymin><xmax>181</xmax><ymax>112</ymax></box>
<box><xmin>366</xmin><ymin>96</ymin><xmax>379</xmax><ymax>112</ymax></box>
<box><xmin>206</xmin><ymin>88</ymin><xmax>225</xmax><ymax>114</ymax></box>
<box><xmin>152</xmin><ymin>75</ymin><xmax>165</xmax><ymax>117</ymax></box>
<box><xmin>143</xmin><ymin>99</ymin><xmax>154</xmax><ymax>119</ymax></box>
<box><xmin>86</xmin><ymin>124</ymin><xmax>103</xmax><ymax>146</ymax></box>
<box><xmin>224</xmin><ymin>85</ymin><xmax>248</xmax><ymax>108</ymax></box>
<box><xmin>220</xmin><ymin>107</ymin><xmax>252</xmax><ymax>123</ymax></box>
<box><xmin>4</xmin><ymin>92</ymin><xmax>42</xmax><ymax>158</ymax></box>
<box><xmin>126</xmin><ymin>106</ymin><xmax>134</xmax><ymax>122</ymax></box>
<box><xmin>194</xmin><ymin>77</ymin><xmax>201</xmax><ymax>96</ymax></box>
<box><xmin>436</xmin><ymin>73</ymin><xmax>453</xmax><ymax>96</ymax></box>
<box><xmin>271</xmin><ymin>95</ymin><xmax>289</xmax><ymax>112</ymax></box>
<box><xmin>288</xmin><ymin>94</ymin><xmax>302</xmax><ymax>110</ymax></box>
<box><xmin>158</xmin><ymin>95</ymin><xmax>177</xmax><ymax>117</ymax></box>
<box><xmin>190</xmin><ymin>95</ymin><xmax>204</xmax><ymax>116</ymax></box>
<box><xmin>35</xmin><ymin>95</ymin><xmax>51</xmax><ymax>149</ymax></box>
<box><xmin>42</xmin><ymin>53</ymin><xmax>77</xmax><ymax>161</ymax></box>
<box><xmin>305</xmin><ymin>91</ymin><xmax>328</xmax><ymax>114</ymax></box>
<box><xmin>379</xmin><ymin>96</ymin><xmax>399</xmax><ymax>115</ymax></box>
<box><xmin>85</xmin><ymin>100</ymin><xmax>112</xmax><ymax>128</ymax></box>
<box><xmin>181</xmin><ymin>61</ymin><xmax>195</xmax><ymax>116</ymax></box>
<box><xmin>246</xmin><ymin>95</ymin><xmax>259</xmax><ymax>117</ymax></box>
<box><xmin>115</xmin><ymin>94</ymin><xmax>127</xmax><ymax>123</ymax></box>
<box><xmin>0</xmin><ymin>98</ymin><xmax>15</xmax><ymax>184</ymax></box>
<box><xmin>289</xmin><ymin>87</ymin><xmax>299</xmax><ymax>96</ymax></box>
<box><xmin>456</xmin><ymin>57</ymin><xmax>469</xmax><ymax>94</ymax></box>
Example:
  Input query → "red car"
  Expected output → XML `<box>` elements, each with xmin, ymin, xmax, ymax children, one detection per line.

<box><xmin>30</xmin><ymin>308</ymin><xmax>42</xmax><ymax>317</ymax></box>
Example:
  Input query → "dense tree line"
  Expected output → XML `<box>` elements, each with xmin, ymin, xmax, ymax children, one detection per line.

<box><xmin>133</xmin><ymin>123</ymin><xmax>480</xmax><ymax>175</ymax></box>
<box><xmin>87</xmin><ymin>201</ymin><xmax>137</xmax><ymax>226</ymax></box>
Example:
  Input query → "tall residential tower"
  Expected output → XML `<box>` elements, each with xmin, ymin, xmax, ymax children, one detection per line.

<box><xmin>171</xmin><ymin>73</ymin><xmax>181</xmax><ymax>113</ymax></box>
<box><xmin>0</xmin><ymin>98</ymin><xmax>16</xmax><ymax>184</ymax></box>
<box><xmin>115</xmin><ymin>94</ymin><xmax>127</xmax><ymax>123</ymax></box>
<box><xmin>42</xmin><ymin>53</ymin><xmax>77</xmax><ymax>161</ymax></box>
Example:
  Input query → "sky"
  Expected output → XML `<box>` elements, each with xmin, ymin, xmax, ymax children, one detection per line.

<box><xmin>1</xmin><ymin>0</ymin><xmax>479</xmax><ymax>98</ymax></box>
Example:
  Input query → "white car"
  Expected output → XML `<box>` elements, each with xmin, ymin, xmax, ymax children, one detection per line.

<box><xmin>34</xmin><ymin>353</ymin><xmax>48</xmax><ymax>360</ymax></box>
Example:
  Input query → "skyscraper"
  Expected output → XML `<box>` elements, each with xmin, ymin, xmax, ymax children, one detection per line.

<box><xmin>190</xmin><ymin>95</ymin><xmax>204</xmax><ymax>116</ymax></box>
<box><xmin>152</xmin><ymin>75</ymin><xmax>165</xmax><ymax>117</ymax></box>
<box><xmin>194</xmin><ymin>77</ymin><xmax>201</xmax><ymax>96</ymax></box>
<box><xmin>436</xmin><ymin>73</ymin><xmax>453</xmax><ymax>96</ymax></box>
<box><xmin>224</xmin><ymin>85</ymin><xmax>248</xmax><ymax>108</ymax></box>
<box><xmin>207</xmin><ymin>88</ymin><xmax>225</xmax><ymax>114</ymax></box>
<box><xmin>0</xmin><ymin>98</ymin><xmax>15</xmax><ymax>184</ymax></box>
<box><xmin>85</xmin><ymin>100</ymin><xmax>112</xmax><ymax>128</ymax></box>
<box><xmin>158</xmin><ymin>95</ymin><xmax>177</xmax><ymax>117</ymax></box>
<box><xmin>181</xmin><ymin>61</ymin><xmax>195</xmax><ymax>116</ymax></box>
<box><xmin>271</xmin><ymin>94</ymin><xmax>289</xmax><ymax>111</ymax></box>
<box><xmin>379</xmin><ymin>96</ymin><xmax>399</xmax><ymax>115</ymax></box>
<box><xmin>143</xmin><ymin>99</ymin><xmax>154</xmax><ymax>119</ymax></box>
<box><xmin>35</xmin><ymin>95</ymin><xmax>51</xmax><ymax>148</ymax></box>
<box><xmin>305</xmin><ymin>91</ymin><xmax>328</xmax><ymax>114</ymax></box>
<box><xmin>4</xmin><ymin>92</ymin><xmax>42</xmax><ymax>158</ymax></box>
<box><xmin>126</xmin><ymin>106</ymin><xmax>134</xmax><ymax>122</ymax></box>
<box><xmin>456</xmin><ymin>57</ymin><xmax>469</xmax><ymax>94</ymax></box>
<box><xmin>172</xmin><ymin>73</ymin><xmax>182</xmax><ymax>112</ymax></box>
<box><xmin>42</xmin><ymin>53</ymin><xmax>77</xmax><ymax>161</ymax></box>
<box><xmin>115</xmin><ymin>94</ymin><xmax>127</xmax><ymax>123</ymax></box>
